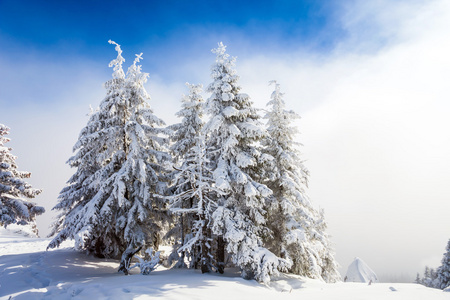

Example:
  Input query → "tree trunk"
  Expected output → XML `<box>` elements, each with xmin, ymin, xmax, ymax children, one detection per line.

<box><xmin>118</xmin><ymin>245</ymin><xmax>142</xmax><ymax>275</ymax></box>
<box><xmin>201</xmin><ymin>219</ymin><xmax>210</xmax><ymax>273</ymax></box>
<box><xmin>216</xmin><ymin>236</ymin><xmax>225</xmax><ymax>274</ymax></box>
<box><xmin>94</xmin><ymin>238</ymin><xmax>105</xmax><ymax>258</ymax></box>
<box><xmin>179</xmin><ymin>214</ymin><xmax>186</xmax><ymax>266</ymax></box>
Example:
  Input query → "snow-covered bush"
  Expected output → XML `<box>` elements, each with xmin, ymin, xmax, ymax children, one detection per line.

<box><xmin>131</xmin><ymin>248</ymin><xmax>161</xmax><ymax>275</ymax></box>
<box><xmin>0</xmin><ymin>124</ymin><xmax>44</xmax><ymax>234</ymax></box>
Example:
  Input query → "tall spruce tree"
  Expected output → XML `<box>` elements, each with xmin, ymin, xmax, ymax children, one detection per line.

<box><xmin>167</xmin><ymin>83</ymin><xmax>207</xmax><ymax>268</ymax></box>
<box><xmin>204</xmin><ymin>43</ymin><xmax>289</xmax><ymax>283</ymax></box>
<box><xmin>48</xmin><ymin>41</ymin><xmax>171</xmax><ymax>270</ymax></box>
<box><xmin>436</xmin><ymin>239</ymin><xmax>450</xmax><ymax>289</ymax></box>
<box><xmin>0</xmin><ymin>124</ymin><xmax>44</xmax><ymax>234</ymax></box>
<box><xmin>169</xmin><ymin>132</ymin><xmax>219</xmax><ymax>273</ymax></box>
<box><xmin>263</xmin><ymin>81</ymin><xmax>340</xmax><ymax>282</ymax></box>
<box><xmin>170</xmin><ymin>83</ymin><xmax>205</xmax><ymax>165</ymax></box>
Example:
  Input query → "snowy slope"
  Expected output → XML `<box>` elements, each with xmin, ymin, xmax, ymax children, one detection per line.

<box><xmin>345</xmin><ymin>257</ymin><xmax>379</xmax><ymax>283</ymax></box>
<box><xmin>1</xmin><ymin>230</ymin><xmax>448</xmax><ymax>300</ymax></box>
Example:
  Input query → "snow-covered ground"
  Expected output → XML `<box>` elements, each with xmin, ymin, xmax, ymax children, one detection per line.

<box><xmin>1</xmin><ymin>227</ymin><xmax>448</xmax><ymax>300</ymax></box>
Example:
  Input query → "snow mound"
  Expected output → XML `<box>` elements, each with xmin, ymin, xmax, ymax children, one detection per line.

<box><xmin>0</xmin><ymin>224</ymin><xmax>38</xmax><ymax>238</ymax></box>
<box><xmin>345</xmin><ymin>257</ymin><xmax>379</xmax><ymax>283</ymax></box>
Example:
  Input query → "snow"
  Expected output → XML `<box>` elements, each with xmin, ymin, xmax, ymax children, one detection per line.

<box><xmin>345</xmin><ymin>257</ymin><xmax>379</xmax><ymax>283</ymax></box>
<box><xmin>1</xmin><ymin>230</ymin><xmax>448</xmax><ymax>300</ymax></box>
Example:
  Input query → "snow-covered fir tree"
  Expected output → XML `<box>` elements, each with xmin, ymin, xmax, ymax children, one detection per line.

<box><xmin>436</xmin><ymin>239</ymin><xmax>450</xmax><ymax>289</ymax></box>
<box><xmin>169</xmin><ymin>132</ymin><xmax>220</xmax><ymax>273</ymax></box>
<box><xmin>430</xmin><ymin>268</ymin><xmax>438</xmax><ymax>286</ymax></box>
<box><xmin>203</xmin><ymin>43</ymin><xmax>289</xmax><ymax>283</ymax></box>
<box><xmin>421</xmin><ymin>266</ymin><xmax>431</xmax><ymax>287</ymax></box>
<box><xmin>0</xmin><ymin>124</ymin><xmax>44</xmax><ymax>234</ymax></box>
<box><xmin>48</xmin><ymin>41</ymin><xmax>171</xmax><ymax>270</ymax></box>
<box><xmin>167</xmin><ymin>83</ymin><xmax>207</xmax><ymax>268</ymax></box>
<box><xmin>415</xmin><ymin>273</ymin><xmax>421</xmax><ymax>284</ymax></box>
<box><xmin>420</xmin><ymin>265</ymin><xmax>439</xmax><ymax>288</ymax></box>
<box><xmin>170</xmin><ymin>83</ymin><xmax>205</xmax><ymax>165</ymax></box>
<box><xmin>424</xmin><ymin>266</ymin><xmax>431</xmax><ymax>281</ymax></box>
<box><xmin>263</xmin><ymin>81</ymin><xmax>340</xmax><ymax>282</ymax></box>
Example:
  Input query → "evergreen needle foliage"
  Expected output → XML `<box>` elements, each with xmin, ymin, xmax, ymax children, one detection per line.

<box><xmin>48</xmin><ymin>41</ymin><xmax>171</xmax><ymax>268</ymax></box>
<box><xmin>0</xmin><ymin>124</ymin><xmax>44</xmax><ymax>235</ymax></box>
<box><xmin>263</xmin><ymin>81</ymin><xmax>340</xmax><ymax>282</ymax></box>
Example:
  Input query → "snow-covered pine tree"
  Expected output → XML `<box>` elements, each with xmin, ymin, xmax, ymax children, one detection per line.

<box><xmin>415</xmin><ymin>273</ymin><xmax>421</xmax><ymax>284</ymax></box>
<box><xmin>167</xmin><ymin>83</ymin><xmax>206</xmax><ymax>268</ymax></box>
<box><xmin>48</xmin><ymin>41</ymin><xmax>171</xmax><ymax>270</ymax></box>
<box><xmin>422</xmin><ymin>266</ymin><xmax>432</xmax><ymax>287</ymax></box>
<box><xmin>204</xmin><ymin>42</ymin><xmax>289</xmax><ymax>283</ymax></box>
<box><xmin>430</xmin><ymin>268</ymin><xmax>439</xmax><ymax>287</ymax></box>
<box><xmin>425</xmin><ymin>266</ymin><xmax>431</xmax><ymax>279</ymax></box>
<box><xmin>436</xmin><ymin>239</ymin><xmax>450</xmax><ymax>289</ymax></box>
<box><xmin>419</xmin><ymin>266</ymin><xmax>440</xmax><ymax>288</ymax></box>
<box><xmin>263</xmin><ymin>81</ymin><xmax>340</xmax><ymax>282</ymax></box>
<box><xmin>170</xmin><ymin>83</ymin><xmax>205</xmax><ymax>165</ymax></box>
<box><xmin>169</xmin><ymin>132</ymin><xmax>220</xmax><ymax>273</ymax></box>
<box><xmin>0</xmin><ymin>124</ymin><xmax>44</xmax><ymax>234</ymax></box>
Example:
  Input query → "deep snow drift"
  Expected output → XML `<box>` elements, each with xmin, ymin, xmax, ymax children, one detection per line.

<box><xmin>1</xmin><ymin>227</ymin><xmax>448</xmax><ymax>300</ymax></box>
<box><xmin>345</xmin><ymin>257</ymin><xmax>379</xmax><ymax>283</ymax></box>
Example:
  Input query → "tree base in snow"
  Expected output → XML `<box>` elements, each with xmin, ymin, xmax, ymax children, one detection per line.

<box><xmin>118</xmin><ymin>246</ymin><xmax>142</xmax><ymax>275</ymax></box>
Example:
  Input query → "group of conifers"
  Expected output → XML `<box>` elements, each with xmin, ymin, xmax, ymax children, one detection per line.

<box><xmin>1</xmin><ymin>41</ymin><xmax>341</xmax><ymax>284</ymax></box>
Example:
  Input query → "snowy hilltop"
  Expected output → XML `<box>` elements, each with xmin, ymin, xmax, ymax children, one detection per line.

<box><xmin>1</xmin><ymin>232</ymin><xmax>448</xmax><ymax>299</ymax></box>
<box><xmin>345</xmin><ymin>257</ymin><xmax>379</xmax><ymax>283</ymax></box>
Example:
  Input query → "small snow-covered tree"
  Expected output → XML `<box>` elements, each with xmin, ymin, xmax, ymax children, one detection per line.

<box><xmin>436</xmin><ymin>239</ymin><xmax>450</xmax><ymax>289</ymax></box>
<box><xmin>204</xmin><ymin>43</ymin><xmax>288</xmax><ymax>283</ymax></box>
<box><xmin>415</xmin><ymin>273</ymin><xmax>421</xmax><ymax>284</ymax></box>
<box><xmin>422</xmin><ymin>266</ymin><xmax>432</xmax><ymax>287</ymax></box>
<box><xmin>170</xmin><ymin>83</ymin><xmax>205</xmax><ymax>165</ymax></box>
<box><xmin>424</xmin><ymin>266</ymin><xmax>431</xmax><ymax>279</ymax></box>
<box><xmin>0</xmin><ymin>124</ymin><xmax>44</xmax><ymax>234</ymax></box>
<box><xmin>130</xmin><ymin>247</ymin><xmax>161</xmax><ymax>275</ymax></box>
<box><xmin>263</xmin><ymin>81</ymin><xmax>340</xmax><ymax>282</ymax></box>
<box><xmin>48</xmin><ymin>41</ymin><xmax>171</xmax><ymax>269</ymax></box>
<box><xmin>167</xmin><ymin>83</ymin><xmax>206</xmax><ymax>268</ymax></box>
<box><xmin>169</xmin><ymin>134</ymin><xmax>220</xmax><ymax>273</ymax></box>
<box><xmin>430</xmin><ymin>268</ymin><xmax>439</xmax><ymax>286</ymax></box>
<box><xmin>420</xmin><ymin>265</ymin><xmax>440</xmax><ymax>288</ymax></box>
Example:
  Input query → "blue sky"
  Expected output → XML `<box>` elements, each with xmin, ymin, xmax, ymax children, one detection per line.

<box><xmin>0</xmin><ymin>0</ymin><xmax>341</xmax><ymax>52</ymax></box>
<box><xmin>0</xmin><ymin>0</ymin><xmax>351</xmax><ymax>106</ymax></box>
<box><xmin>1</xmin><ymin>0</ymin><xmax>450</xmax><ymax>282</ymax></box>
<box><xmin>0</xmin><ymin>0</ymin><xmax>355</xmax><ymax>84</ymax></box>
<box><xmin>0</xmin><ymin>0</ymin><xmax>388</xmax><ymax>108</ymax></box>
